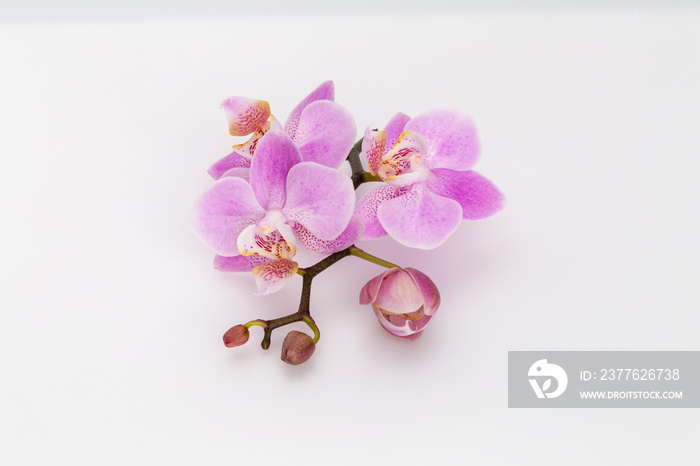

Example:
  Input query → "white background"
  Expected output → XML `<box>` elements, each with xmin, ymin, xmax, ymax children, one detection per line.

<box><xmin>2</xmin><ymin>4</ymin><xmax>699</xmax><ymax>465</ymax></box>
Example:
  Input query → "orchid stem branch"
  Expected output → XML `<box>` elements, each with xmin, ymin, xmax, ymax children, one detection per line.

<box><xmin>250</xmin><ymin>140</ymin><xmax>398</xmax><ymax>350</ymax></box>
<box><xmin>349</xmin><ymin>246</ymin><xmax>400</xmax><ymax>269</ymax></box>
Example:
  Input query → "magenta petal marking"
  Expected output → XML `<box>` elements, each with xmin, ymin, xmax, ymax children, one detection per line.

<box><xmin>377</xmin><ymin>183</ymin><xmax>462</xmax><ymax>249</ymax></box>
<box><xmin>249</xmin><ymin>131</ymin><xmax>302</xmax><ymax>211</ymax></box>
<box><xmin>237</xmin><ymin>225</ymin><xmax>295</xmax><ymax>260</ymax></box>
<box><xmin>383</xmin><ymin>112</ymin><xmax>412</xmax><ymax>156</ymax></box>
<box><xmin>191</xmin><ymin>177</ymin><xmax>265</xmax><ymax>256</ymax></box>
<box><xmin>292</xmin><ymin>215</ymin><xmax>364</xmax><ymax>255</ymax></box>
<box><xmin>214</xmin><ymin>254</ymin><xmax>271</xmax><ymax>272</ymax></box>
<box><xmin>293</xmin><ymin>100</ymin><xmax>356</xmax><ymax>168</ymax></box>
<box><xmin>283</xmin><ymin>162</ymin><xmax>355</xmax><ymax>241</ymax></box>
<box><xmin>427</xmin><ymin>169</ymin><xmax>505</xmax><ymax>220</ymax></box>
<box><xmin>359</xmin><ymin>268</ymin><xmax>400</xmax><ymax>305</ymax></box>
<box><xmin>404</xmin><ymin>109</ymin><xmax>480</xmax><ymax>171</ymax></box>
<box><xmin>252</xmin><ymin>259</ymin><xmax>298</xmax><ymax>295</ymax></box>
<box><xmin>404</xmin><ymin>268</ymin><xmax>441</xmax><ymax>316</ymax></box>
<box><xmin>284</xmin><ymin>81</ymin><xmax>335</xmax><ymax>139</ymax></box>
<box><xmin>220</xmin><ymin>97</ymin><xmax>270</xmax><ymax>137</ymax></box>
<box><xmin>207</xmin><ymin>152</ymin><xmax>252</xmax><ymax>180</ymax></box>
<box><xmin>355</xmin><ymin>185</ymin><xmax>408</xmax><ymax>240</ymax></box>
<box><xmin>362</xmin><ymin>128</ymin><xmax>386</xmax><ymax>176</ymax></box>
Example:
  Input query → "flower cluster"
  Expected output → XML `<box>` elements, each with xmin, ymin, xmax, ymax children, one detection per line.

<box><xmin>192</xmin><ymin>81</ymin><xmax>504</xmax><ymax>365</ymax></box>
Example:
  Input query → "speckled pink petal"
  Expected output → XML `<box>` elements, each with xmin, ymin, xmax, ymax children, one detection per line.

<box><xmin>249</xmin><ymin>131</ymin><xmax>302</xmax><ymax>211</ymax></box>
<box><xmin>220</xmin><ymin>167</ymin><xmax>250</xmax><ymax>181</ymax></box>
<box><xmin>427</xmin><ymin>169</ymin><xmax>505</xmax><ymax>220</ymax></box>
<box><xmin>292</xmin><ymin>215</ymin><xmax>364</xmax><ymax>255</ymax></box>
<box><xmin>404</xmin><ymin>109</ymin><xmax>480</xmax><ymax>171</ymax></box>
<box><xmin>373</xmin><ymin>269</ymin><xmax>424</xmax><ymax>314</ymax></box>
<box><xmin>354</xmin><ymin>185</ymin><xmax>408</xmax><ymax>240</ymax></box>
<box><xmin>404</xmin><ymin>268</ymin><xmax>440</xmax><ymax>316</ymax></box>
<box><xmin>292</xmin><ymin>100</ymin><xmax>356</xmax><ymax>168</ymax></box>
<box><xmin>377</xmin><ymin>183</ymin><xmax>462</xmax><ymax>249</ymax></box>
<box><xmin>362</xmin><ymin>128</ymin><xmax>386</xmax><ymax>176</ymax></box>
<box><xmin>359</xmin><ymin>268</ymin><xmax>400</xmax><ymax>305</ymax></box>
<box><xmin>220</xmin><ymin>97</ymin><xmax>270</xmax><ymax>137</ymax></box>
<box><xmin>207</xmin><ymin>152</ymin><xmax>252</xmax><ymax>180</ymax></box>
<box><xmin>284</xmin><ymin>81</ymin><xmax>335</xmax><ymax>139</ymax></box>
<box><xmin>282</xmin><ymin>162</ymin><xmax>355</xmax><ymax>241</ymax></box>
<box><xmin>191</xmin><ymin>177</ymin><xmax>265</xmax><ymax>256</ymax></box>
<box><xmin>252</xmin><ymin>259</ymin><xmax>299</xmax><ymax>295</ymax></box>
<box><xmin>228</xmin><ymin>116</ymin><xmax>283</xmax><ymax>160</ymax></box>
<box><xmin>383</xmin><ymin>112</ymin><xmax>412</xmax><ymax>156</ymax></box>
<box><xmin>214</xmin><ymin>254</ymin><xmax>271</xmax><ymax>272</ymax></box>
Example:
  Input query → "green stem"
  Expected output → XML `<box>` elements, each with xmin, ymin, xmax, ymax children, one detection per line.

<box><xmin>302</xmin><ymin>315</ymin><xmax>321</xmax><ymax>344</ymax></box>
<box><xmin>349</xmin><ymin>246</ymin><xmax>400</xmax><ymax>269</ymax></box>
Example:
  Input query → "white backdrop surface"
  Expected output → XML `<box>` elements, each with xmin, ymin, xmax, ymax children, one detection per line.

<box><xmin>1</xmin><ymin>7</ymin><xmax>699</xmax><ymax>465</ymax></box>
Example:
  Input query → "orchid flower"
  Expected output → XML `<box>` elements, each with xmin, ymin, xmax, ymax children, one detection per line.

<box><xmin>208</xmin><ymin>81</ymin><xmax>356</xmax><ymax>179</ymax></box>
<box><xmin>360</xmin><ymin>267</ymin><xmax>440</xmax><ymax>340</ymax></box>
<box><xmin>192</xmin><ymin>130</ymin><xmax>362</xmax><ymax>294</ymax></box>
<box><xmin>355</xmin><ymin>110</ymin><xmax>505</xmax><ymax>249</ymax></box>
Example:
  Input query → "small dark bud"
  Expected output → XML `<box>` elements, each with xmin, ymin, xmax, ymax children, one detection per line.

<box><xmin>280</xmin><ymin>331</ymin><xmax>315</xmax><ymax>365</ymax></box>
<box><xmin>223</xmin><ymin>325</ymin><xmax>250</xmax><ymax>348</ymax></box>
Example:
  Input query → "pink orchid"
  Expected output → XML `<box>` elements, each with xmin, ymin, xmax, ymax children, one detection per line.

<box><xmin>192</xmin><ymin>130</ymin><xmax>362</xmax><ymax>294</ymax></box>
<box><xmin>359</xmin><ymin>267</ymin><xmax>440</xmax><ymax>340</ymax></box>
<box><xmin>208</xmin><ymin>81</ymin><xmax>357</xmax><ymax>179</ymax></box>
<box><xmin>355</xmin><ymin>110</ymin><xmax>505</xmax><ymax>249</ymax></box>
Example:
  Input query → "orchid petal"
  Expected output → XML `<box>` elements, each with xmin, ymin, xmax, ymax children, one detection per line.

<box><xmin>354</xmin><ymin>185</ymin><xmax>408</xmax><ymax>240</ymax></box>
<box><xmin>427</xmin><ymin>169</ymin><xmax>505</xmax><ymax>220</ymax></box>
<box><xmin>252</xmin><ymin>259</ymin><xmax>299</xmax><ymax>295</ymax></box>
<box><xmin>404</xmin><ymin>268</ymin><xmax>440</xmax><ymax>316</ymax></box>
<box><xmin>249</xmin><ymin>131</ymin><xmax>302</xmax><ymax>211</ymax></box>
<box><xmin>404</xmin><ymin>109</ymin><xmax>480</xmax><ymax>171</ymax></box>
<box><xmin>292</xmin><ymin>100</ymin><xmax>357</xmax><ymax>168</ymax></box>
<box><xmin>207</xmin><ymin>152</ymin><xmax>251</xmax><ymax>180</ymax></box>
<box><xmin>237</xmin><ymin>225</ymin><xmax>295</xmax><ymax>260</ymax></box>
<box><xmin>276</xmin><ymin>222</ymin><xmax>298</xmax><ymax>256</ymax></box>
<box><xmin>229</xmin><ymin>116</ymin><xmax>282</xmax><ymax>160</ymax></box>
<box><xmin>292</xmin><ymin>215</ymin><xmax>364</xmax><ymax>255</ymax></box>
<box><xmin>220</xmin><ymin>97</ymin><xmax>271</xmax><ymax>137</ymax></box>
<box><xmin>283</xmin><ymin>162</ymin><xmax>355</xmax><ymax>241</ymax></box>
<box><xmin>362</xmin><ymin>128</ymin><xmax>386</xmax><ymax>176</ymax></box>
<box><xmin>359</xmin><ymin>268</ymin><xmax>400</xmax><ymax>305</ymax></box>
<box><xmin>214</xmin><ymin>254</ymin><xmax>271</xmax><ymax>272</ymax></box>
<box><xmin>377</xmin><ymin>183</ymin><xmax>462</xmax><ymax>249</ymax></box>
<box><xmin>284</xmin><ymin>81</ymin><xmax>335</xmax><ymax>139</ymax></box>
<box><xmin>191</xmin><ymin>177</ymin><xmax>265</xmax><ymax>256</ymax></box>
<box><xmin>220</xmin><ymin>167</ymin><xmax>250</xmax><ymax>181</ymax></box>
<box><xmin>373</xmin><ymin>269</ymin><xmax>424</xmax><ymax>314</ymax></box>
<box><xmin>383</xmin><ymin>112</ymin><xmax>412</xmax><ymax>156</ymax></box>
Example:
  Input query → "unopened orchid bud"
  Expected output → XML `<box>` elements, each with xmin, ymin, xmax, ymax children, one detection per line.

<box><xmin>223</xmin><ymin>324</ymin><xmax>250</xmax><ymax>347</ymax></box>
<box><xmin>281</xmin><ymin>331</ymin><xmax>315</xmax><ymax>365</ymax></box>
<box><xmin>359</xmin><ymin>267</ymin><xmax>440</xmax><ymax>339</ymax></box>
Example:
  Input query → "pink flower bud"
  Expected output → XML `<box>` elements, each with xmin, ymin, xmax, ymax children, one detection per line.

<box><xmin>223</xmin><ymin>324</ymin><xmax>250</xmax><ymax>347</ymax></box>
<box><xmin>281</xmin><ymin>331</ymin><xmax>316</xmax><ymax>365</ymax></box>
<box><xmin>359</xmin><ymin>267</ymin><xmax>440</xmax><ymax>339</ymax></box>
